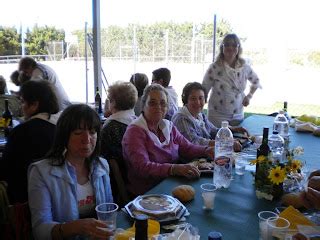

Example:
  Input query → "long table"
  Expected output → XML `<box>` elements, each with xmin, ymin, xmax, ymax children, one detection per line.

<box><xmin>117</xmin><ymin>115</ymin><xmax>320</xmax><ymax>239</ymax></box>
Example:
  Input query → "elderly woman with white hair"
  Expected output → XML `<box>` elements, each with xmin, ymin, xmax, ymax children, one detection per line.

<box><xmin>122</xmin><ymin>84</ymin><xmax>214</xmax><ymax>197</ymax></box>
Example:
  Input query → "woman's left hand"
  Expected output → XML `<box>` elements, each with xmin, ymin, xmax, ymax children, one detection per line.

<box><xmin>242</xmin><ymin>96</ymin><xmax>250</xmax><ymax>107</ymax></box>
<box><xmin>76</xmin><ymin>218</ymin><xmax>113</xmax><ymax>239</ymax></box>
<box><xmin>205</xmin><ymin>146</ymin><xmax>214</xmax><ymax>160</ymax></box>
<box><xmin>233</xmin><ymin>140</ymin><xmax>242</xmax><ymax>152</ymax></box>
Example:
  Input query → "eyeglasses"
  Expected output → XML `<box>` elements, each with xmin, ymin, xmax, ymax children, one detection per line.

<box><xmin>147</xmin><ymin>100</ymin><xmax>168</xmax><ymax>108</ymax></box>
<box><xmin>222</xmin><ymin>43</ymin><xmax>239</xmax><ymax>48</ymax></box>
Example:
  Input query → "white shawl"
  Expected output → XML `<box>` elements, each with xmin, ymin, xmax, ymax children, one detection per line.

<box><xmin>131</xmin><ymin>114</ymin><xmax>173</xmax><ymax>147</ymax></box>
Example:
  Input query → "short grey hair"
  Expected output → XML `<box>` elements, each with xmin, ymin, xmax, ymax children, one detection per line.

<box><xmin>141</xmin><ymin>83</ymin><xmax>168</xmax><ymax>109</ymax></box>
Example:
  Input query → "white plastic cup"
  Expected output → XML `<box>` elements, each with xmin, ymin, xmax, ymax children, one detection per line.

<box><xmin>258</xmin><ymin>211</ymin><xmax>278</xmax><ymax>240</ymax></box>
<box><xmin>235</xmin><ymin>156</ymin><xmax>247</xmax><ymax>175</ymax></box>
<box><xmin>266</xmin><ymin>216</ymin><xmax>290</xmax><ymax>240</ymax></box>
<box><xmin>200</xmin><ymin>183</ymin><xmax>217</xmax><ymax>210</ymax></box>
<box><xmin>95</xmin><ymin>203</ymin><xmax>119</xmax><ymax>238</ymax></box>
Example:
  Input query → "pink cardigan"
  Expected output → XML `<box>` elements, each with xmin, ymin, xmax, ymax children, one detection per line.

<box><xmin>122</xmin><ymin>124</ymin><xmax>207</xmax><ymax>196</ymax></box>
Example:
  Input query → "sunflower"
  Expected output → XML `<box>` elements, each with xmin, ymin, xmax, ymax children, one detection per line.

<box><xmin>268</xmin><ymin>166</ymin><xmax>286</xmax><ymax>185</ymax></box>
<box><xmin>290</xmin><ymin>160</ymin><xmax>302</xmax><ymax>172</ymax></box>
<box><xmin>250</xmin><ymin>155</ymin><xmax>267</xmax><ymax>165</ymax></box>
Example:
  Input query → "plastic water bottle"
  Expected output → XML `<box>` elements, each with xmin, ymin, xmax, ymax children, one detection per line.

<box><xmin>268</xmin><ymin>131</ymin><xmax>285</xmax><ymax>164</ymax></box>
<box><xmin>273</xmin><ymin>110</ymin><xmax>289</xmax><ymax>140</ymax></box>
<box><xmin>214</xmin><ymin>121</ymin><xmax>233</xmax><ymax>188</ymax></box>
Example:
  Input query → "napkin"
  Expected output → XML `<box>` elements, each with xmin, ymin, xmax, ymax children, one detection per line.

<box><xmin>279</xmin><ymin>205</ymin><xmax>316</xmax><ymax>230</ymax></box>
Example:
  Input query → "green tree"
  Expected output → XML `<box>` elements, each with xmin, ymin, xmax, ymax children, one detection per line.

<box><xmin>25</xmin><ymin>25</ymin><xmax>65</xmax><ymax>57</ymax></box>
<box><xmin>0</xmin><ymin>26</ymin><xmax>20</xmax><ymax>55</ymax></box>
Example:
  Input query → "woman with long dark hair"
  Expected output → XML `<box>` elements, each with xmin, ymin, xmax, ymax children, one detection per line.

<box><xmin>28</xmin><ymin>104</ymin><xmax>113</xmax><ymax>240</ymax></box>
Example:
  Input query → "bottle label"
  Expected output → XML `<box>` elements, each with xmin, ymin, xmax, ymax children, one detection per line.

<box><xmin>214</xmin><ymin>156</ymin><xmax>230</xmax><ymax>167</ymax></box>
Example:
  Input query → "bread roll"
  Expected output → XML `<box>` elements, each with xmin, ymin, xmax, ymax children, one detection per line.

<box><xmin>172</xmin><ymin>185</ymin><xmax>195</xmax><ymax>202</ymax></box>
<box><xmin>281</xmin><ymin>192</ymin><xmax>304</xmax><ymax>209</ymax></box>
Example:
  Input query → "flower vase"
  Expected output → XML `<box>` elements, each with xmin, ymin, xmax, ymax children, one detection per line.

<box><xmin>271</xmin><ymin>183</ymin><xmax>284</xmax><ymax>200</ymax></box>
<box><xmin>255</xmin><ymin>163</ymin><xmax>284</xmax><ymax>201</ymax></box>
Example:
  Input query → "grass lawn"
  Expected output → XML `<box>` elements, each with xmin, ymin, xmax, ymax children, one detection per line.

<box><xmin>244</xmin><ymin>102</ymin><xmax>320</xmax><ymax>118</ymax></box>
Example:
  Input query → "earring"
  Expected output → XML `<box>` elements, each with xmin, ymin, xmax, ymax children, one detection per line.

<box><xmin>62</xmin><ymin>148</ymin><xmax>67</xmax><ymax>158</ymax></box>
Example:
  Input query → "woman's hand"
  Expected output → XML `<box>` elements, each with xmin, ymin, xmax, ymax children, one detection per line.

<box><xmin>309</xmin><ymin>169</ymin><xmax>320</xmax><ymax>179</ymax></box>
<box><xmin>233</xmin><ymin>140</ymin><xmax>242</xmax><ymax>152</ymax></box>
<box><xmin>74</xmin><ymin>218</ymin><xmax>113</xmax><ymax>239</ymax></box>
<box><xmin>242</xmin><ymin>95</ymin><xmax>251</xmax><ymax>107</ymax></box>
<box><xmin>205</xmin><ymin>146</ymin><xmax>214</xmax><ymax>160</ymax></box>
<box><xmin>292</xmin><ymin>233</ymin><xmax>308</xmax><ymax>240</ymax></box>
<box><xmin>300</xmin><ymin>187</ymin><xmax>320</xmax><ymax>210</ymax></box>
<box><xmin>52</xmin><ymin>218</ymin><xmax>113</xmax><ymax>240</ymax></box>
<box><xmin>172</xmin><ymin>164</ymin><xmax>200</xmax><ymax>179</ymax></box>
<box><xmin>308</xmin><ymin>176</ymin><xmax>320</xmax><ymax>191</ymax></box>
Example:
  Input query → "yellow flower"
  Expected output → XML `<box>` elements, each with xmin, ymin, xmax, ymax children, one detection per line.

<box><xmin>284</xmin><ymin>165</ymin><xmax>291</xmax><ymax>174</ymax></box>
<box><xmin>257</xmin><ymin>155</ymin><xmax>267</xmax><ymax>163</ymax></box>
<box><xmin>250</xmin><ymin>155</ymin><xmax>267</xmax><ymax>165</ymax></box>
<box><xmin>268</xmin><ymin>166</ymin><xmax>286</xmax><ymax>185</ymax></box>
<box><xmin>0</xmin><ymin>118</ymin><xmax>8</xmax><ymax>128</ymax></box>
<box><xmin>250</xmin><ymin>159</ymin><xmax>258</xmax><ymax>165</ymax></box>
<box><xmin>290</xmin><ymin>160</ymin><xmax>302</xmax><ymax>172</ymax></box>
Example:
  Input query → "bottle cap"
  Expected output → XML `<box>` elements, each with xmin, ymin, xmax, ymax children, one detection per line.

<box><xmin>208</xmin><ymin>231</ymin><xmax>222</xmax><ymax>240</ymax></box>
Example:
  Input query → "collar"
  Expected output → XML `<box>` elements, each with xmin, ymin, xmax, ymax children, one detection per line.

<box><xmin>29</xmin><ymin>112</ymin><xmax>61</xmax><ymax>125</ymax></box>
<box><xmin>131</xmin><ymin>114</ymin><xmax>173</xmax><ymax>147</ymax></box>
<box><xmin>103</xmin><ymin>109</ymin><xmax>136</xmax><ymax>127</ymax></box>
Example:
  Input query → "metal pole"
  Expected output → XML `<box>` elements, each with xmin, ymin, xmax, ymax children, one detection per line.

<box><xmin>213</xmin><ymin>14</ymin><xmax>217</xmax><ymax>62</ymax></box>
<box><xmin>165</xmin><ymin>29</ymin><xmax>169</xmax><ymax>64</ymax></box>
<box><xmin>133</xmin><ymin>25</ymin><xmax>137</xmax><ymax>74</ymax></box>
<box><xmin>191</xmin><ymin>22</ymin><xmax>195</xmax><ymax>64</ymax></box>
<box><xmin>20</xmin><ymin>23</ymin><xmax>25</xmax><ymax>56</ymax></box>
<box><xmin>92</xmin><ymin>0</ymin><xmax>102</xmax><ymax>100</ymax></box>
<box><xmin>85</xmin><ymin>22</ymin><xmax>89</xmax><ymax>104</ymax></box>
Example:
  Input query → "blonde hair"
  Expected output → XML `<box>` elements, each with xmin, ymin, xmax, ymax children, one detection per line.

<box><xmin>108</xmin><ymin>81</ymin><xmax>138</xmax><ymax>110</ymax></box>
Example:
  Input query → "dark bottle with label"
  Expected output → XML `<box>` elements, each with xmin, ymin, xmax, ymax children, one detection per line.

<box><xmin>2</xmin><ymin>99</ymin><xmax>13</xmax><ymax>127</ymax></box>
<box><xmin>255</xmin><ymin>127</ymin><xmax>270</xmax><ymax>181</ymax></box>
<box><xmin>134</xmin><ymin>214</ymin><xmax>148</xmax><ymax>240</ymax></box>
<box><xmin>94</xmin><ymin>87</ymin><xmax>102</xmax><ymax>114</ymax></box>
<box><xmin>283</xmin><ymin>101</ymin><xmax>290</xmax><ymax>121</ymax></box>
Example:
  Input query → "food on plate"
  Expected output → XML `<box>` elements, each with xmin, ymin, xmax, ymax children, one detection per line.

<box><xmin>172</xmin><ymin>185</ymin><xmax>195</xmax><ymax>202</ymax></box>
<box><xmin>190</xmin><ymin>158</ymin><xmax>214</xmax><ymax>171</ymax></box>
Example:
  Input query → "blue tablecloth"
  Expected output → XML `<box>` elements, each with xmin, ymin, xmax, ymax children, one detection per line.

<box><xmin>117</xmin><ymin>115</ymin><xmax>320</xmax><ymax>239</ymax></box>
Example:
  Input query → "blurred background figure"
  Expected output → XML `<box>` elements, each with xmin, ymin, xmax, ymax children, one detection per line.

<box><xmin>101</xmin><ymin>81</ymin><xmax>137</xmax><ymax>206</ymax></box>
<box><xmin>28</xmin><ymin>104</ymin><xmax>113</xmax><ymax>240</ymax></box>
<box><xmin>202</xmin><ymin>33</ymin><xmax>261</xmax><ymax>127</ymax></box>
<box><xmin>152</xmin><ymin>68</ymin><xmax>178</xmax><ymax>120</ymax></box>
<box><xmin>1</xmin><ymin>80</ymin><xmax>59</xmax><ymax>204</ymax></box>
<box><xmin>130</xmin><ymin>73</ymin><xmax>149</xmax><ymax>116</ymax></box>
<box><xmin>0</xmin><ymin>75</ymin><xmax>22</xmax><ymax>117</ymax></box>
<box><xmin>18</xmin><ymin>57</ymin><xmax>71</xmax><ymax>110</ymax></box>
